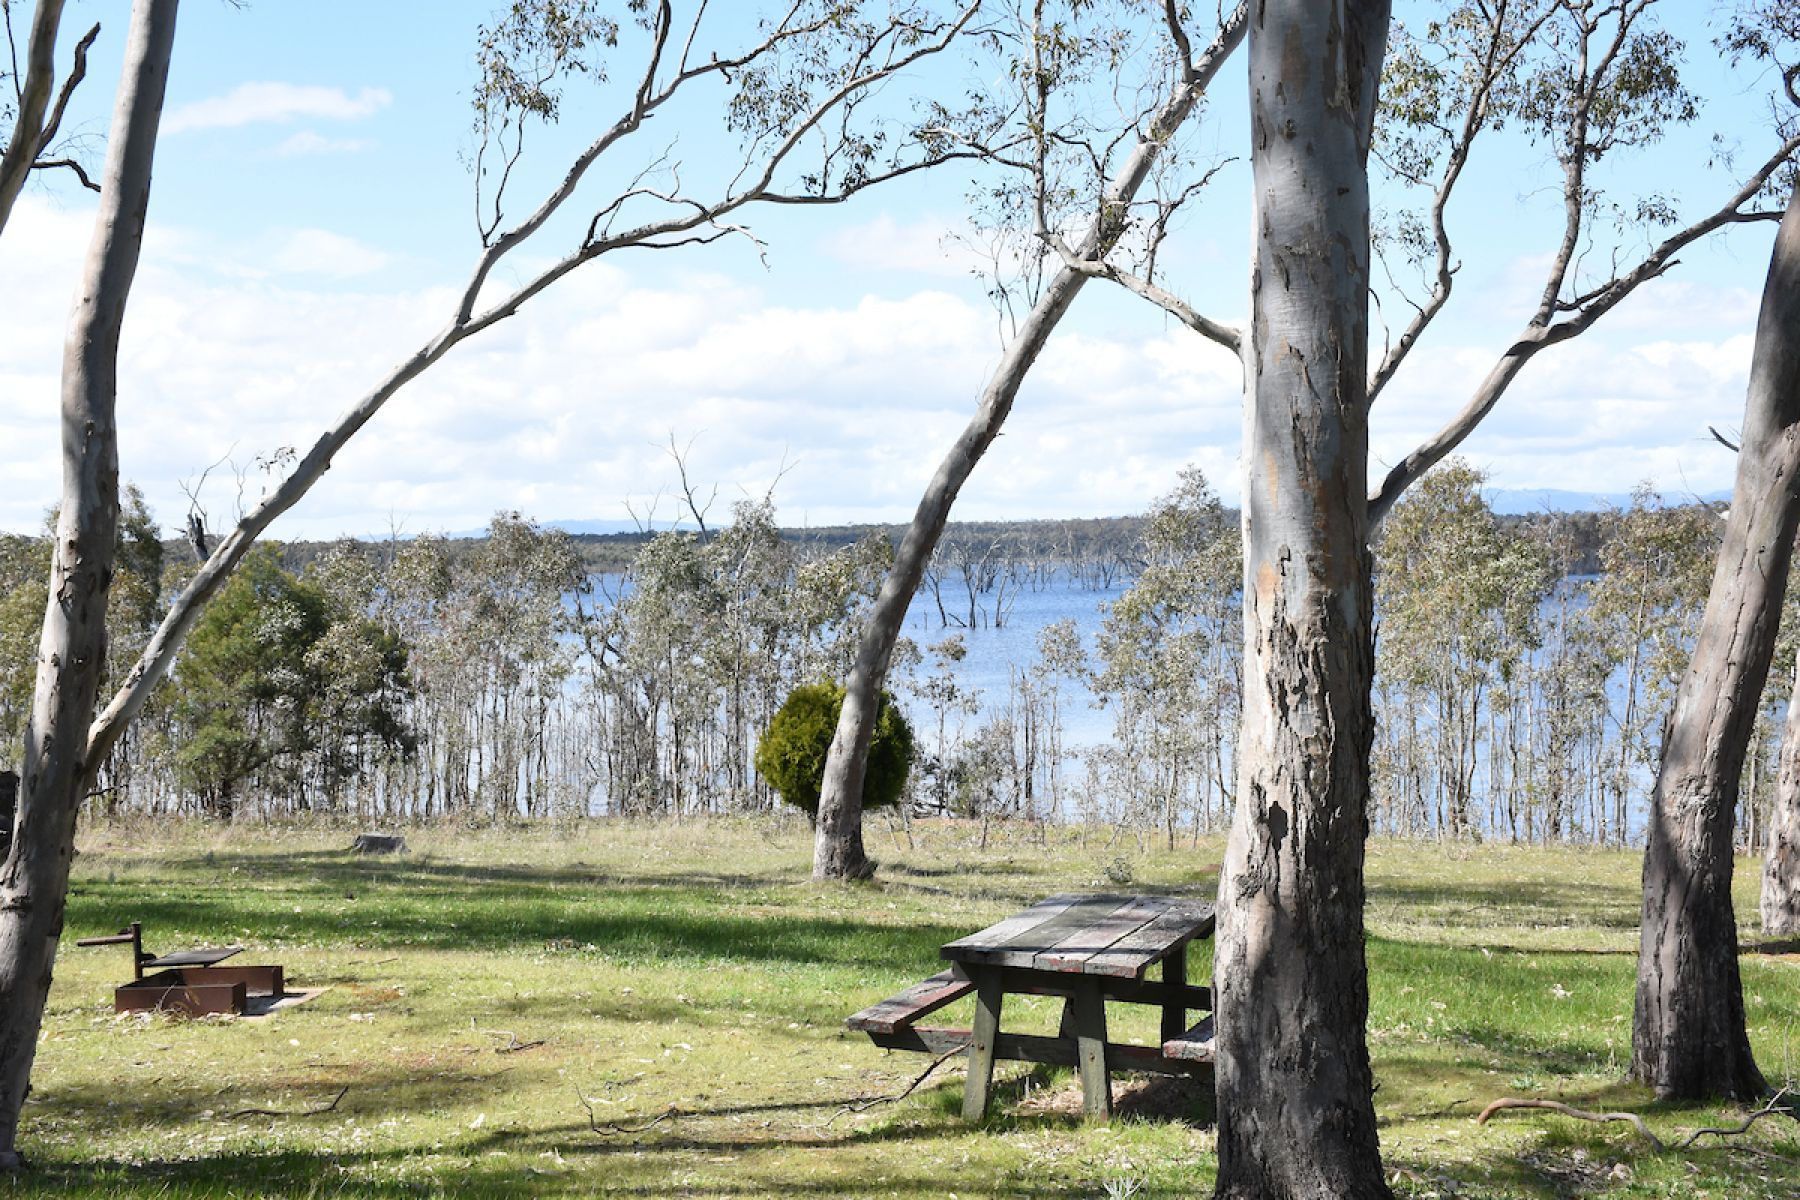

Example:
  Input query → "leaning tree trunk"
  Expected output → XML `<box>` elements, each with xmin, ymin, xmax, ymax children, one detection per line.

<box><xmin>1632</xmin><ymin>183</ymin><xmax>1800</xmax><ymax>1102</ymax></box>
<box><xmin>1211</xmin><ymin>2</ymin><xmax>1392</xmax><ymax>1198</ymax></box>
<box><xmin>0</xmin><ymin>0</ymin><xmax>68</xmax><ymax>241</ymax></box>
<box><xmin>1762</xmin><ymin>648</ymin><xmax>1800</xmax><ymax>936</ymax></box>
<box><xmin>0</xmin><ymin>0</ymin><xmax>178</xmax><ymax>1168</ymax></box>
<box><xmin>811</xmin><ymin>4</ymin><xmax>1252</xmax><ymax>879</ymax></box>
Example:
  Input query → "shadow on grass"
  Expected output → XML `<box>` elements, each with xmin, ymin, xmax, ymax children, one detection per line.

<box><xmin>1369</xmin><ymin>878</ymin><xmax>1641</xmax><ymax>931</ymax></box>
<box><xmin>15</xmin><ymin>1108</ymin><xmax>1120</xmax><ymax>1199</ymax></box>
<box><xmin>69</xmin><ymin>855</ymin><xmax>973</xmax><ymax>974</ymax></box>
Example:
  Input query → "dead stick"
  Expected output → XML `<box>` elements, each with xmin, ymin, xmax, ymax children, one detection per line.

<box><xmin>1475</xmin><ymin>1097</ymin><xmax>1665</xmax><ymax>1150</ymax></box>
<box><xmin>1672</xmin><ymin>1086</ymin><xmax>1797</xmax><ymax>1149</ymax></box>
<box><xmin>226</xmin><ymin>1085</ymin><xmax>350</xmax><ymax>1120</ymax></box>
<box><xmin>581</xmin><ymin>1095</ymin><xmax>680</xmax><ymax>1136</ymax></box>
<box><xmin>821</xmin><ymin>1047</ymin><xmax>962</xmax><ymax>1127</ymax></box>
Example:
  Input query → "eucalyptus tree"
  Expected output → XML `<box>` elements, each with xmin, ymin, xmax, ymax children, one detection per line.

<box><xmin>0</xmin><ymin>0</ymin><xmax>100</xmax><ymax>238</ymax></box>
<box><xmin>0</xmin><ymin>0</ymin><xmax>990</xmax><ymax>1165</ymax></box>
<box><xmin>1585</xmin><ymin>489</ymin><xmax>1717</xmax><ymax>841</ymax></box>
<box><xmin>1207</xmin><ymin>5</ymin><xmax>1393</xmax><ymax>1195</ymax></box>
<box><xmin>1374</xmin><ymin>460</ymin><xmax>1548</xmax><ymax>838</ymax></box>
<box><xmin>813</xmin><ymin>0</ymin><xmax>1253</xmax><ymax>879</ymax></box>
<box><xmin>1092</xmin><ymin>466</ymin><xmax>1240</xmax><ymax>846</ymax></box>
<box><xmin>0</xmin><ymin>0</ymin><xmax>175</xmax><ymax>1167</ymax></box>
<box><xmin>1633</xmin><ymin>176</ymin><xmax>1799</xmax><ymax>1102</ymax></box>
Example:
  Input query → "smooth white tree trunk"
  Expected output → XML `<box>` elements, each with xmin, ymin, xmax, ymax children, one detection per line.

<box><xmin>811</xmin><ymin>3</ymin><xmax>1251</xmax><ymax>879</ymax></box>
<box><xmin>0</xmin><ymin>0</ymin><xmax>179</xmax><ymax>1166</ymax></box>
<box><xmin>1211</xmin><ymin>2</ymin><xmax>1392</xmax><ymax>1197</ymax></box>
<box><xmin>1761</xmin><ymin>649</ymin><xmax>1800</xmax><ymax>936</ymax></box>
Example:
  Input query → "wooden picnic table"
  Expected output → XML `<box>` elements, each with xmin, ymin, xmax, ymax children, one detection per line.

<box><xmin>847</xmin><ymin>892</ymin><xmax>1216</xmax><ymax>1121</ymax></box>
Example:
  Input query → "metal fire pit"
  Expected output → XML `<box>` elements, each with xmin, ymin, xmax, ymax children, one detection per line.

<box><xmin>76</xmin><ymin>922</ymin><xmax>287</xmax><ymax>1017</ymax></box>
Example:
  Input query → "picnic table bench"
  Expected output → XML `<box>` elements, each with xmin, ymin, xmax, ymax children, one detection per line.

<box><xmin>847</xmin><ymin>892</ymin><xmax>1216</xmax><ymax>1121</ymax></box>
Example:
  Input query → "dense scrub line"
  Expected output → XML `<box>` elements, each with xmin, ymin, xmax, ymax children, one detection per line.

<box><xmin>0</xmin><ymin>461</ymin><xmax>1783</xmax><ymax>849</ymax></box>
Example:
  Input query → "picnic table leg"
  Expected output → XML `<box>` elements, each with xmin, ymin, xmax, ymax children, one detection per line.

<box><xmin>962</xmin><ymin>969</ymin><xmax>1005</xmax><ymax>1121</ymax></box>
<box><xmin>1160</xmin><ymin>946</ymin><xmax>1187</xmax><ymax>1046</ymax></box>
<box><xmin>1070</xmin><ymin>978</ymin><xmax>1111</xmax><ymax>1120</ymax></box>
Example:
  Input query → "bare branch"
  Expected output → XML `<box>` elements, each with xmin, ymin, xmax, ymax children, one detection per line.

<box><xmin>1369</xmin><ymin>129</ymin><xmax>1800</xmax><ymax>526</ymax></box>
<box><xmin>34</xmin><ymin>19</ymin><xmax>97</xmax><ymax>154</ymax></box>
<box><xmin>0</xmin><ymin>0</ymin><xmax>68</xmax><ymax>238</ymax></box>
<box><xmin>1049</xmin><ymin>244</ymin><xmax>1241</xmax><ymax>354</ymax></box>
<box><xmin>1475</xmin><ymin>1096</ymin><xmax>1665</xmax><ymax>1150</ymax></box>
<box><xmin>28</xmin><ymin>155</ymin><xmax>96</xmax><ymax>190</ymax></box>
<box><xmin>87</xmin><ymin>2</ymin><xmax>991</xmax><ymax>761</ymax></box>
<box><xmin>1671</xmin><ymin>1087</ymin><xmax>1798</xmax><ymax>1149</ymax></box>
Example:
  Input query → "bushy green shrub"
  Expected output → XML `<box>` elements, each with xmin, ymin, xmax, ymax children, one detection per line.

<box><xmin>754</xmin><ymin>683</ymin><xmax>913</xmax><ymax>818</ymax></box>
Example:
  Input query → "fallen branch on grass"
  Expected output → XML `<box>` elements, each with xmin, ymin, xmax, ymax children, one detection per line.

<box><xmin>226</xmin><ymin>1085</ymin><xmax>350</xmax><ymax>1120</ymax></box>
<box><xmin>1476</xmin><ymin>1097</ymin><xmax>1665</xmax><ymax>1149</ymax></box>
<box><xmin>485</xmin><ymin>1028</ymin><xmax>547</xmax><ymax>1054</ymax></box>
<box><xmin>1671</xmin><ymin>1087</ymin><xmax>1796</xmax><ymax>1150</ymax></box>
<box><xmin>1477</xmin><ymin>1087</ymin><xmax>1800</xmax><ymax>1153</ymax></box>
<box><xmin>820</xmin><ymin>1046</ymin><xmax>962</xmax><ymax>1127</ymax></box>
<box><xmin>581</xmin><ymin>1095</ymin><xmax>680</xmax><ymax>1136</ymax></box>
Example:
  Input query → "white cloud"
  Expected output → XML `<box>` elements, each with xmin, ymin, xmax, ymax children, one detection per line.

<box><xmin>163</xmin><ymin>83</ymin><xmax>392</xmax><ymax>135</ymax></box>
<box><xmin>0</xmin><ymin>194</ymin><xmax>1766</xmax><ymax>541</ymax></box>
<box><xmin>821</xmin><ymin>213</ymin><xmax>994</xmax><ymax>280</ymax></box>
<box><xmin>270</xmin><ymin>131</ymin><xmax>375</xmax><ymax>158</ymax></box>
<box><xmin>267</xmin><ymin>229</ymin><xmax>394</xmax><ymax>278</ymax></box>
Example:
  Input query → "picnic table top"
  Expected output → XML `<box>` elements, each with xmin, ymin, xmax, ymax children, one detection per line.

<box><xmin>940</xmin><ymin>892</ymin><xmax>1215</xmax><ymax>980</ymax></box>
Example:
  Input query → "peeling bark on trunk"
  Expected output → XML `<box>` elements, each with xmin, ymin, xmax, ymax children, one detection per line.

<box><xmin>0</xmin><ymin>0</ymin><xmax>178</xmax><ymax>1167</ymax></box>
<box><xmin>1762</xmin><ymin>650</ymin><xmax>1800</xmax><ymax>936</ymax></box>
<box><xmin>1632</xmin><ymin>185</ymin><xmax>1800</xmax><ymax>1102</ymax></box>
<box><xmin>1211</xmin><ymin>2</ymin><xmax>1392</xmax><ymax>1198</ymax></box>
<box><xmin>811</xmin><ymin>5</ymin><xmax>1251</xmax><ymax>880</ymax></box>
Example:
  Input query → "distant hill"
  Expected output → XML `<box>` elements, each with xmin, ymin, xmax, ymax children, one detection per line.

<box><xmin>1485</xmin><ymin>487</ymin><xmax>1730</xmax><ymax>514</ymax></box>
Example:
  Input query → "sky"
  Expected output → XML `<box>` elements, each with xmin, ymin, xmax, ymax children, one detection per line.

<box><xmin>0</xmin><ymin>0</ymin><xmax>1793</xmax><ymax>541</ymax></box>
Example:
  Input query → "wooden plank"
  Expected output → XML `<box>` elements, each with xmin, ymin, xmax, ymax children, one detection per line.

<box><xmin>939</xmin><ymin>893</ymin><xmax>1087</xmax><ymax>962</ymax></box>
<box><xmin>1160</xmin><ymin>946</ymin><xmax>1187</xmax><ymax>1046</ymax></box>
<box><xmin>844</xmin><ymin>971</ymin><xmax>976</xmax><ymax>1035</ymax></box>
<box><xmin>1083</xmin><ymin>899</ymin><xmax>1215</xmax><ymax>977</ymax></box>
<box><xmin>1070</xmin><ymin>979</ymin><xmax>1112</xmax><ymax>1120</ymax></box>
<box><xmin>944</xmin><ymin>894</ymin><xmax>1137</xmax><ymax>970</ymax></box>
<box><xmin>865</xmin><ymin>1026</ymin><xmax>1213</xmax><ymax>1078</ymax></box>
<box><xmin>1162</xmin><ymin>1013</ymin><xmax>1216</xmax><ymax>1063</ymax></box>
<box><xmin>950</xmin><ymin>964</ymin><xmax>1211</xmax><ymax>1011</ymax></box>
<box><xmin>1034</xmin><ymin>895</ymin><xmax>1172</xmax><ymax>973</ymax></box>
<box><xmin>962</xmin><ymin>969</ymin><xmax>1005</xmax><ymax>1121</ymax></box>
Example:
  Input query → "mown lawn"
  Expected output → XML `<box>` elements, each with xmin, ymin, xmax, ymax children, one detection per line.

<box><xmin>5</xmin><ymin>816</ymin><xmax>1796</xmax><ymax>1197</ymax></box>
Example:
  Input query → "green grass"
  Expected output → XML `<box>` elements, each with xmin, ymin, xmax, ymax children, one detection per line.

<box><xmin>5</xmin><ymin>817</ymin><xmax>1796</xmax><ymax>1197</ymax></box>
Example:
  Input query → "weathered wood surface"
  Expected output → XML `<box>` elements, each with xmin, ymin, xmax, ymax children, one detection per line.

<box><xmin>962</xmin><ymin>971</ymin><xmax>1005</xmax><ymax>1120</ymax></box>
<box><xmin>844</xmin><ymin>970</ymin><xmax>976</xmax><ymax>1036</ymax></box>
<box><xmin>867</xmin><ymin>1026</ymin><xmax>1213</xmax><ymax>1077</ymax></box>
<box><xmin>946</xmin><ymin>963</ymin><xmax>1211</xmax><ymax>1011</ymax></box>
<box><xmin>1163</xmin><ymin>1014</ymin><xmax>1217</xmax><ymax>1062</ymax></box>
<box><xmin>941</xmin><ymin>893</ymin><xmax>1213</xmax><ymax>978</ymax></box>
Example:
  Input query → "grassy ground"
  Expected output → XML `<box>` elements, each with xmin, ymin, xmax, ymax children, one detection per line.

<box><xmin>5</xmin><ymin>815</ymin><xmax>1797</xmax><ymax>1198</ymax></box>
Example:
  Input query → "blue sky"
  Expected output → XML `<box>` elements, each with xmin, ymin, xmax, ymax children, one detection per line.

<box><xmin>0</xmin><ymin>0</ymin><xmax>1792</xmax><ymax>540</ymax></box>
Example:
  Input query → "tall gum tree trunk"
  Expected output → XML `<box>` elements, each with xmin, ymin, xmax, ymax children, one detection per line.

<box><xmin>1211</xmin><ymin>2</ymin><xmax>1392</xmax><ymax>1197</ymax></box>
<box><xmin>812</xmin><ymin>4</ymin><xmax>1252</xmax><ymax>880</ymax></box>
<box><xmin>1762</xmin><ymin>649</ymin><xmax>1800</xmax><ymax>936</ymax></box>
<box><xmin>1633</xmin><ymin>183</ymin><xmax>1800</xmax><ymax>1100</ymax></box>
<box><xmin>0</xmin><ymin>0</ymin><xmax>179</xmax><ymax>1167</ymax></box>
